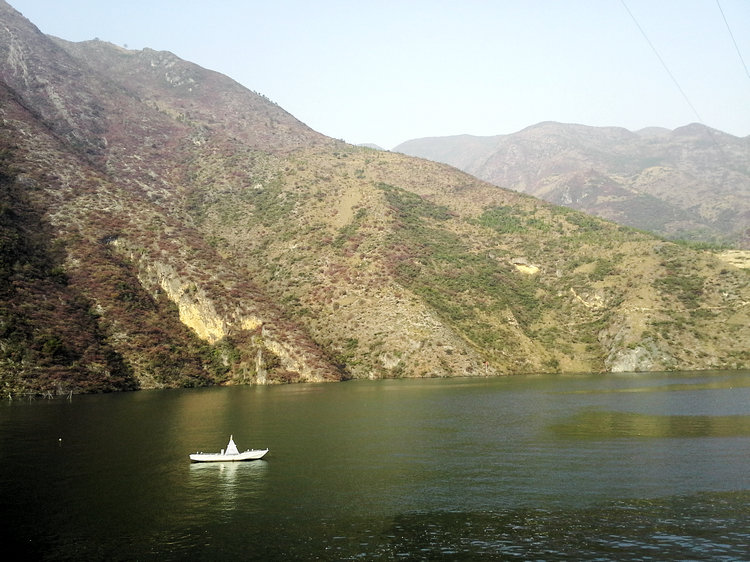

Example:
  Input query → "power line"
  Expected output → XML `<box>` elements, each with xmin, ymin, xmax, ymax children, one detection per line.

<box><xmin>716</xmin><ymin>0</ymin><xmax>750</xmax><ymax>80</ymax></box>
<box><xmin>620</xmin><ymin>0</ymin><xmax>704</xmax><ymax>124</ymax></box>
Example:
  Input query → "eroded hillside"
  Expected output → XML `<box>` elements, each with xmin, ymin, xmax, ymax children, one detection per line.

<box><xmin>0</xmin><ymin>1</ymin><xmax>748</xmax><ymax>396</ymax></box>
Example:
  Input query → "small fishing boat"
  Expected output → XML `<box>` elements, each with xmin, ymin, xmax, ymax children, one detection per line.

<box><xmin>189</xmin><ymin>435</ymin><xmax>268</xmax><ymax>462</ymax></box>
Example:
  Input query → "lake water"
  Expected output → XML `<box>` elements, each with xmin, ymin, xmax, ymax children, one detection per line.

<box><xmin>1</xmin><ymin>371</ymin><xmax>749</xmax><ymax>560</ymax></box>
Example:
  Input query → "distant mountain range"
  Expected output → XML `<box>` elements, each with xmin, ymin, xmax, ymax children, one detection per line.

<box><xmin>395</xmin><ymin>122</ymin><xmax>750</xmax><ymax>248</ymax></box>
<box><xmin>1</xmin><ymin>0</ymin><xmax>748</xmax><ymax>396</ymax></box>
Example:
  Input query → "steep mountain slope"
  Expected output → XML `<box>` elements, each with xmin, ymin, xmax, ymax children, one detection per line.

<box><xmin>0</xmin><ymin>1</ymin><xmax>341</xmax><ymax>394</ymax></box>
<box><xmin>395</xmin><ymin>122</ymin><xmax>750</xmax><ymax>247</ymax></box>
<box><xmin>1</xmin><ymin>1</ymin><xmax>748</xmax><ymax>396</ymax></box>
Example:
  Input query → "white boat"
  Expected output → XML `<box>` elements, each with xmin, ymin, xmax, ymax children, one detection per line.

<box><xmin>189</xmin><ymin>435</ymin><xmax>268</xmax><ymax>462</ymax></box>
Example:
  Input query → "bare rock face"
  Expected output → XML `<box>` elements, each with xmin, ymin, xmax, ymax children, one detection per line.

<box><xmin>0</xmin><ymin>1</ymin><xmax>748</xmax><ymax>396</ymax></box>
<box><xmin>607</xmin><ymin>343</ymin><xmax>673</xmax><ymax>373</ymax></box>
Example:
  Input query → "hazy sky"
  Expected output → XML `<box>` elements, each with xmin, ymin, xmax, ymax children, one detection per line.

<box><xmin>9</xmin><ymin>0</ymin><xmax>750</xmax><ymax>148</ymax></box>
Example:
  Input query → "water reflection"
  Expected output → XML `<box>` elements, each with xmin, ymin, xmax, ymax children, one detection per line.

<box><xmin>189</xmin><ymin>459</ymin><xmax>268</xmax><ymax>478</ymax></box>
<box><xmin>187</xmin><ymin>460</ymin><xmax>268</xmax><ymax>515</ymax></box>
<box><xmin>549</xmin><ymin>410</ymin><xmax>750</xmax><ymax>438</ymax></box>
<box><xmin>560</xmin><ymin>371</ymin><xmax>750</xmax><ymax>395</ymax></box>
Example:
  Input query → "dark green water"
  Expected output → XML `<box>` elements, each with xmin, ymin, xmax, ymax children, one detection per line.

<box><xmin>1</xmin><ymin>371</ymin><xmax>749</xmax><ymax>560</ymax></box>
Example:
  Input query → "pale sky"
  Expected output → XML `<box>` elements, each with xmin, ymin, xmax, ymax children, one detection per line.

<box><xmin>8</xmin><ymin>0</ymin><xmax>750</xmax><ymax>149</ymax></box>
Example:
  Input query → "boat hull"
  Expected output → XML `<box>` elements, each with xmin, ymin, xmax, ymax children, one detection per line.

<box><xmin>189</xmin><ymin>448</ymin><xmax>268</xmax><ymax>462</ymax></box>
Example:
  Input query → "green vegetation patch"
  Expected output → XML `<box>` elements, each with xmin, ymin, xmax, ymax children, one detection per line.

<box><xmin>475</xmin><ymin>205</ymin><xmax>555</xmax><ymax>234</ymax></box>
<box><xmin>377</xmin><ymin>182</ymin><xmax>454</xmax><ymax>222</ymax></box>
<box><xmin>379</xmin><ymin>184</ymin><xmax>547</xmax><ymax>359</ymax></box>
<box><xmin>652</xmin><ymin>247</ymin><xmax>706</xmax><ymax>309</ymax></box>
<box><xmin>476</xmin><ymin>206</ymin><xmax>528</xmax><ymax>233</ymax></box>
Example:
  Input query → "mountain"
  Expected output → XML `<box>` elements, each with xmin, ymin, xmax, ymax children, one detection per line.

<box><xmin>1</xmin><ymin>1</ymin><xmax>748</xmax><ymax>397</ymax></box>
<box><xmin>394</xmin><ymin>122</ymin><xmax>750</xmax><ymax>248</ymax></box>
